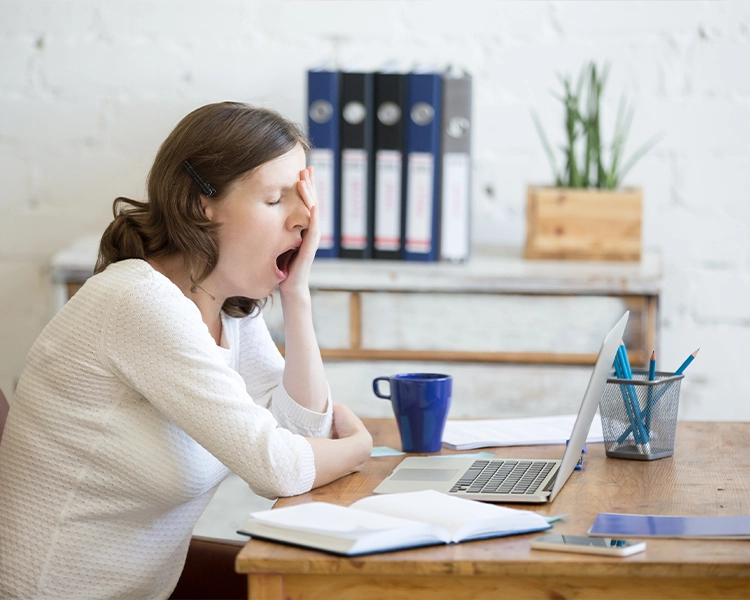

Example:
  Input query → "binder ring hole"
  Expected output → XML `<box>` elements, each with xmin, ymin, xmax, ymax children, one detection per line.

<box><xmin>343</xmin><ymin>101</ymin><xmax>367</xmax><ymax>125</ymax></box>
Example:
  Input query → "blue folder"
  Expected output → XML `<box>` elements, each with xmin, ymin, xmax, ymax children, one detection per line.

<box><xmin>307</xmin><ymin>68</ymin><xmax>341</xmax><ymax>259</ymax></box>
<box><xmin>404</xmin><ymin>71</ymin><xmax>442</xmax><ymax>262</ymax></box>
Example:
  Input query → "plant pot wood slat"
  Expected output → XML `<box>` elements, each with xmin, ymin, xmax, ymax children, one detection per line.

<box><xmin>525</xmin><ymin>186</ymin><xmax>642</xmax><ymax>261</ymax></box>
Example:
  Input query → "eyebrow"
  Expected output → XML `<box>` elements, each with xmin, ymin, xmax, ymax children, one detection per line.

<box><xmin>258</xmin><ymin>181</ymin><xmax>297</xmax><ymax>197</ymax></box>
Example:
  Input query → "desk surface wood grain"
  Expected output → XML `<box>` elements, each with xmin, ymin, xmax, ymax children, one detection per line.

<box><xmin>236</xmin><ymin>420</ymin><xmax>750</xmax><ymax>599</ymax></box>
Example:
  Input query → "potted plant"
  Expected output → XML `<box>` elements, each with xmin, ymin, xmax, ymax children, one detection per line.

<box><xmin>525</xmin><ymin>62</ymin><xmax>662</xmax><ymax>261</ymax></box>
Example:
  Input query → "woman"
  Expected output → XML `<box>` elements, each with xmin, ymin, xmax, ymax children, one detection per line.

<box><xmin>0</xmin><ymin>102</ymin><xmax>373</xmax><ymax>599</ymax></box>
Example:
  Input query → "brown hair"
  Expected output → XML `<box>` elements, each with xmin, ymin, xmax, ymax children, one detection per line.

<box><xmin>95</xmin><ymin>102</ymin><xmax>310</xmax><ymax>317</ymax></box>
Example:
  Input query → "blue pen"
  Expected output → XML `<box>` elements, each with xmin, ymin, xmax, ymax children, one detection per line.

<box><xmin>645</xmin><ymin>350</ymin><xmax>656</xmax><ymax>433</ymax></box>
<box><xmin>624</xmin><ymin>348</ymin><xmax>699</xmax><ymax>444</ymax></box>
<box><xmin>613</xmin><ymin>350</ymin><xmax>641</xmax><ymax>444</ymax></box>
<box><xmin>614</xmin><ymin>346</ymin><xmax>647</xmax><ymax>446</ymax></box>
<box><xmin>617</xmin><ymin>343</ymin><xmax>649</xmax><ymax>446</ymax></box>
<box><xmin>675</xmin><ymin>348</ymin><xmax>699</xmax><ymax>375</ymax></box>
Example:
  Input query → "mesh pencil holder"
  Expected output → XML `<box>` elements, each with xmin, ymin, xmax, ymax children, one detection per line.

<box><xmin>599</xmin><ymin>369</ymin><xmax>684</xmax><ymax>461</ymax></box>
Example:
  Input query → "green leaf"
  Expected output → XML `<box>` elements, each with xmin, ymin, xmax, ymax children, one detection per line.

<box><xmin>531</xmin><ymin>109</ymin><xmax>561</xmax><ymax>184</ymax></box>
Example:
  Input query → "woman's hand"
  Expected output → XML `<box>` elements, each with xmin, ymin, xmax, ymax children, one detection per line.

<box><xmin>331</xmin><ymin>404</ymin><xmax>372</xmax><ymax>447</ymax></box>
<box><xmin>279</xmin><ymin>166</ymin><xmax>319</xmax><ymax>299</ymax></box>
<box><xmin>306</xmin><ymin>404</ymin><xmax>373</xmax><ymax>488</ymax></box>
<box><xmin>278</xmin><ymin>166</ymin><xmax>328</xmax><ymax>414</ymax></box>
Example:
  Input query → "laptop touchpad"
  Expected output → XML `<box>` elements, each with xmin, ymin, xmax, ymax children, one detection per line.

<box><xmin>390</xmin><ymin>468</ymin><xmax>459</xmax><ymax>481</ymax></box>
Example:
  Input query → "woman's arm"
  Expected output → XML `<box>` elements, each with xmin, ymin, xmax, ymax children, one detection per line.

<box><xmin>278</xmin><ymin>166</ymin><xmax>328</xmax><ymax>413</ymax></box>
<box><xmin>306</xmin><ymin>404</ymin><xmax>373</xmax><ymax>488</ymax></box>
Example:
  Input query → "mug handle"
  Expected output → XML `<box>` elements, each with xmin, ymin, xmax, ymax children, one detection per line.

<box><xmin>372</xmin><ymin>377</ymin><xmax>391</xmax><ymax>400</ymax></box>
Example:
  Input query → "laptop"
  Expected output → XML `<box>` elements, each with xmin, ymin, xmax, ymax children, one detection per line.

<box><xmin>373</xmin><ymin>312</ymin><xmax>629</xmax><ymax>504</ymax></box>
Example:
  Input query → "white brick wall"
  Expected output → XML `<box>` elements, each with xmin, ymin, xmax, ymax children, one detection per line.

<box><xmin>1</xmin><ymin>0</ymin><xmax>749</xmax><ymax>420</ymax></box>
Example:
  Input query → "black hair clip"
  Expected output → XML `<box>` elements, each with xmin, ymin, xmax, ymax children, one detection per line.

<box><xmin>183</xmin><ymin>160</ymin><xmax>216</xmax><ymax>197</ymax></box>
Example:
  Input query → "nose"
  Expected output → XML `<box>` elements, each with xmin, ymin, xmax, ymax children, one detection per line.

<box><xmin>286</xmin><ymin>196</ymin><xmax>311</xmax><ymax>231</ymax></box>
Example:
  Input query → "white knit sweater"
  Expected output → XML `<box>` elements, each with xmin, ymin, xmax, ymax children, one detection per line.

<box><xmin>0</xmin><ymin>259</ymin><xmax>333</xmax><ymax>599</ymax></box>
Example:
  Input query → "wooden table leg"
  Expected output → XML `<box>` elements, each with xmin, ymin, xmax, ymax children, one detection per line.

<box><xmin>248</xmin><ymin>573</ymin><xmax>284</xmax><ymax>600</ymax></box>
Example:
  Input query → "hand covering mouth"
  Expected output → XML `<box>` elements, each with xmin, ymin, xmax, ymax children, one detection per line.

<box><xmin>276</xmin><ymin>246</ymin><xmax>300</xmax><ymax>276</ymax></box>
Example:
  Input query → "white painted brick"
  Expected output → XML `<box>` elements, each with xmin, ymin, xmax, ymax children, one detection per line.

<box><xmin>254</xmin><ymin>0</ymin><xmax>408</xmax><ymax>40</ymax></box>
<box><xmin>186</xmin><ymin>39</ymin><xmax>306</xmax><ymax>106</ymax></box>
<box><xmin>0</xmin><ymin>152</ymin><xmax>31</xmax><ymax>210</ymax></box>
<box><xmin>472</xmin><ymin>155</ymin><xmax>531</xmax><ymax>247</ymax></box>
<box><xmin>402</xmin><ymin>1</ymin><xmax>555</xmax><ymax>40</ymax></box>
<box><xmin>0</xmin><ymin>1</ymin><xmax>98</xmax><ymax>37</ymax></box>
<box><xmin>659</xmin><ymin>210</ymin><xmax>749</xmax><ymax>266</ymax></box>
<box><xmin>659</xmin><ymin>264</ymin><xmax>697</xmax><ymax>321</ymax></box>
<box><xmin>0</xmin><ymin>260</ymin><xmax>53</xmax><ymax>403</ymax></box>
<box><xmin>101</xmin><ymin>99</ymin><xmax>196</xmax><ymax>154</ymax></box>
<box><xmin>691</xmin><ymin>269</ymin><xmax>750</xmax><ymax>321</ymax></box>
<box><xmin>634</xmin><ymin>99</ymin><xmax>750</xmax><ymax>156</ymax></box>
<box><xmin>0</xmin><ymin>38</ymin><xmax>34</xmax><ymax>91</ymax></box>
<box><xmin>0</xmin><ymin>98</ymin><xmax>101</xmax><ymax>147</ymax></box>
<box><xmin>692</xmin><ymin>41</ymin><xmax>750</xmax><ymax>96</ymax></box>
<box><xmin>552</xmin><ymin>1</ymin><xmax>703</xmax><ymax>38</ymax></box>
<box><xmin>99</xmin><ymin>0</ymin><xmax>249</xmax><ymax>40</ymax></box>
<box><xmin>0</xmin><ymin>209</ymin><xmax>107</xmax><ymax>261</ymax></box>
<box><xmin>695</xmin><ymin>0</ymin><xmax>750</xmax><ymax>40</ymax></box>
<box><xmin>679</xmin><ymin>155</ymin><xmax>750</xmax><ymax>221</ymax></box>
<box><xmin>40</xmin><ymin>38</ymin><xmax>186</xmax><ymax>97</ymax></box>
<box><xmin>33</xmin><ymin>146</ymin><xmax>145</xmax><ymax>215</ymax></box>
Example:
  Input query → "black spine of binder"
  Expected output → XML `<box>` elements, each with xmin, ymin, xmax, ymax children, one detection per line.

<box><xmin>373</xmin><ymin>72</ymin><xmax>408</xmax><ymax>260</ymax></box>
<box><xmin>339</xmin><ymin>72</ymin><xmax>375</xmax><ymax>259</ymax></box>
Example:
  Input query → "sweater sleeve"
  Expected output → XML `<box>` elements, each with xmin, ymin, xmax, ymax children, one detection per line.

<box><xmin>234</xmin><ymin>312</ymin><xmax>334</xmax><ymax>438</ymax></box>
<box><xmin>100</xmin><ymin>275</ymin><xmax>316</xmax><ymax>499</ymax></box>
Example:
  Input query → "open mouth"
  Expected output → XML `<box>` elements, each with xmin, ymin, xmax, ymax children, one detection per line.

<box><xmin>275</xmin><ymin>247</ymin><xmax>299</xmax><ymax>277</ymax></box>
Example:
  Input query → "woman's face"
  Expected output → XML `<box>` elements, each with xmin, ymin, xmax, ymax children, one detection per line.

<box><xmin>202</xmin><ymin>143</ymin><xmax>310</xmax><ymax>300</ymax></box>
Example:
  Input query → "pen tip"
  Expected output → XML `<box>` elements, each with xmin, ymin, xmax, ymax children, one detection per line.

<box><xmin>693</xmin><ymin>348</ymin><xmax>700</xmax><ymax>356</ymax></box>
<box><xmin>650</xmin><ymin>350</ymin><xmax>656</xmax><ymax>360</ymax></box>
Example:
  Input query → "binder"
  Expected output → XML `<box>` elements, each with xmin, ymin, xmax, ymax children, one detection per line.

<box><xmin>373</xmin><ymin>72</ymin><xmax>408</xmax><ymax>260</ymax></box>
<box><xmin>307</xmin><ymin>68</ymin><xmax>341</xmax><ymax>259</ymax></box>
<box><xmin>339</xmin><ymin>71</ymin><xmax>375</xmax><ymax>259</ymax></box>
<box><xmin>404</xmin><ymin>71</ymin><xmax>443</xmax><ymax>261</ymax></box>
<box><xmin>439</xmin><ymin>70</ymin><xmax>472</xmax><ymax>262</ymax></box>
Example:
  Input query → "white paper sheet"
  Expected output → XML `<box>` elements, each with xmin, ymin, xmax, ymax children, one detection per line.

<box><xmin>442</xmin><ymin>414</ymin><xmax>604</xmax><ymax>450</ymax></box>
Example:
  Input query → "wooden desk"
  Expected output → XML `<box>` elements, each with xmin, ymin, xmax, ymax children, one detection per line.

<box><xmin>235</xmin><ymin>419</ymin><xmax>750</xmax><ymax>600</ymax></box>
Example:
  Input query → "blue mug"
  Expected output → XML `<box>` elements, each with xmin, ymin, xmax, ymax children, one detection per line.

<box><xmin>372</xmin><ymin>373</ymin><xmax>453</xmax><ymax>453</ymax></box>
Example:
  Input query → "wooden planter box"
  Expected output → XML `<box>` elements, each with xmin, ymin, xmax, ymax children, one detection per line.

<box><xmin>524</xmin><ymin>186</ymin><xmax>642</xmax><ymax>261</ymax></box>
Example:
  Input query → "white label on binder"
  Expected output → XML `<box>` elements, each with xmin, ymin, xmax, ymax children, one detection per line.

<box><xmin>405</xmin><ymin>152</ymin><xmax>434</xmax><ymax>253</ymax></box>
<box><xmin>440</xmin><ymin>152</ymin><xmax>470</xmax><ymax>261</ymax></box>
<box><xmin>375</xmin><ymin>150</ymin><xmax>402</xmax><ymax>251</ymax></box>
<box><xmin>341</xmin><ymin>149</ymin><xmax>368</xmax><ymax>250</ymax></box>
<box><xmin>309</xmin><ymin>148</ymin><xmax>335</xmax><ymax>250</ymax></box>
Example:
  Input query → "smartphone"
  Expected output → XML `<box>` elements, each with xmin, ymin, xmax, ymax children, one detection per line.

<box><xmin>530</xmin><ymin>534</ymin><xmax>646</xmax><ymax>557</ymax></box>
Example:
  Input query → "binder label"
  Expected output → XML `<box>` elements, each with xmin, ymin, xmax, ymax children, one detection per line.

<box><xmin>309</xmin><ymin>148</ymin><xmax>335</xmax><ymax>250</ymax></box>
<box><xmin>341</xmin><ymin>148</ymin><xmax>368</xmax><ymax>250</ymax></box>
<box><xmin>440</xmin><ymin>152</ymin><xmax>471</xmax><ymax>260</ymax></box>
<box><xmin>405</xmin><ymin>152</ymin><xmax>434</xmax><ymax>253</ymax></box>
<box><xmin>375</xmin><ymin>150</ymin><xmax>403</xmax><ymax>251</ymax></box>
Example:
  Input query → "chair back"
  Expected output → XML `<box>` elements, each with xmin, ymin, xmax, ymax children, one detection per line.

<box><xmin>0</xmin><ymin>387</ymin><xmax>9</xmax><ymax>443</ymax></box>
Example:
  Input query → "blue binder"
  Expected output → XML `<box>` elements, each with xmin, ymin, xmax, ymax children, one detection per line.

<box><xmin>307</xmin><ymin>68</ymin><xmax>340</xmax><ymax>259</ymax></box>
<box><xmin>404</xmin><ymin>71</ymin><xmax>442</xmax><ymax>262</ymax></box>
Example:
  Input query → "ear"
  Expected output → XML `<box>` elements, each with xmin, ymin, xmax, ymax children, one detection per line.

<box><xmin>200</xmin><ymin>195</ymin><xmax>215</xmax><ymax>222</ymax></box>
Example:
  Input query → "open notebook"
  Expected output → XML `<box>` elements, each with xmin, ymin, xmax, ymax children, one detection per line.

<box><xmin>373</xmin><ymin>312</ymin><xmax>629</xmax><ymax>504</ymax></box>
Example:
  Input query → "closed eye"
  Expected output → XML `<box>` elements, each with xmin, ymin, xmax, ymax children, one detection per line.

<box><xmin>267</xmin><ymin>198</ymin><xmax>282</xmax><ymax>206</ymax></box>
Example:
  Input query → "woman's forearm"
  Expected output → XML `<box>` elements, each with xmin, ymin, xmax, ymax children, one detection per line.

<box><xmin>279</xmin><ymin>290</ymin><xmax>328</xmax><ymax>414</ymax></box>
<box><xmin>306</xmin><ymin>404</ymin><xmax>373</xmax><ymax>488</ymax></box>
<box><xmin>306</xmin><ymin>432</ymin><xmax>372</xmax><ymax>488</ymax></box>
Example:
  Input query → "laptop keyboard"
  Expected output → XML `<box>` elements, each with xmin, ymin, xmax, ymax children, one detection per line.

<box><xmin>449</xmin><ymin>459</ymin><xmax>557</xmax><ymax>496</ymax></box>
